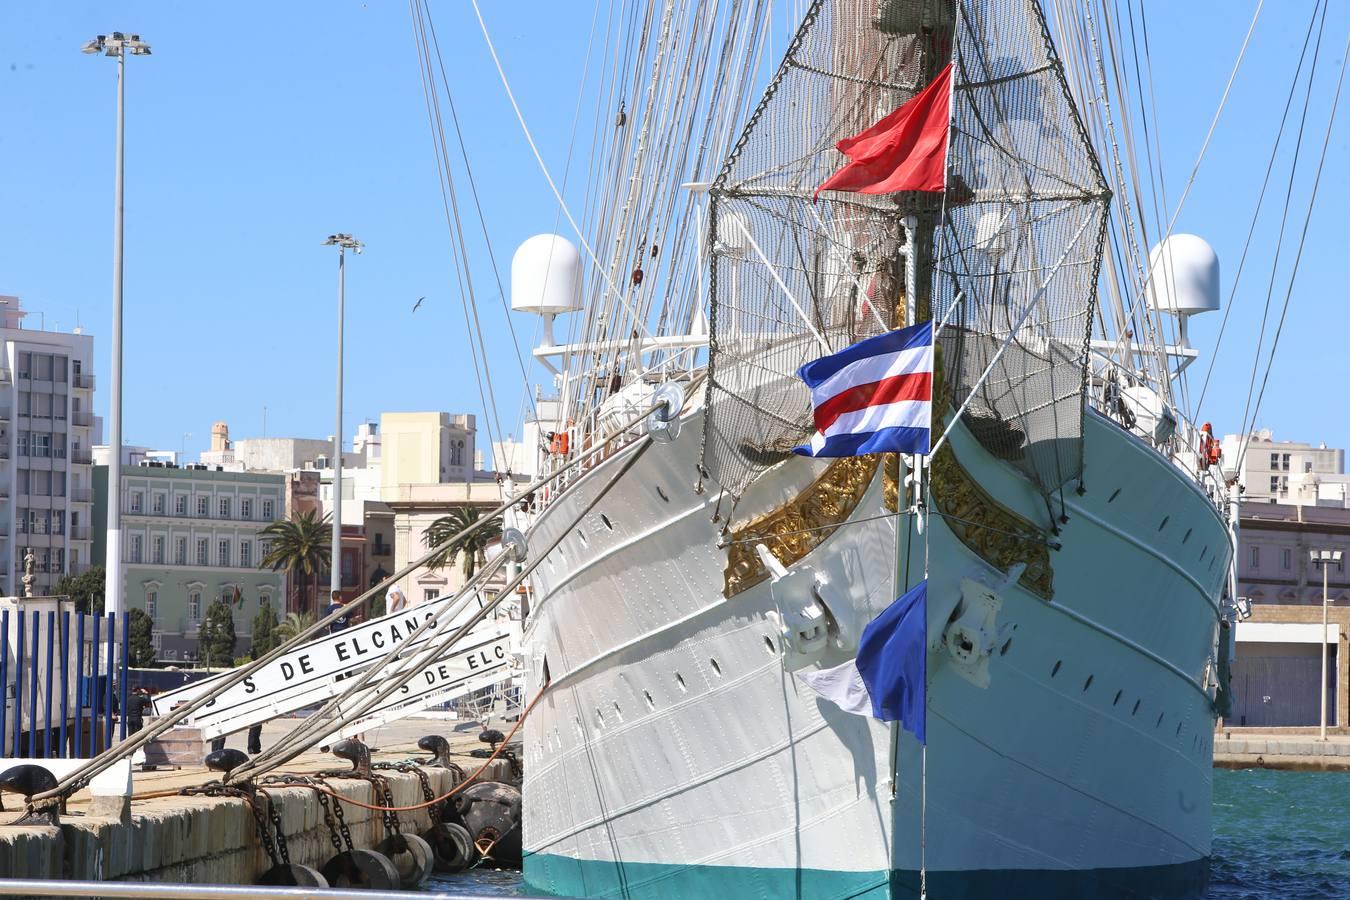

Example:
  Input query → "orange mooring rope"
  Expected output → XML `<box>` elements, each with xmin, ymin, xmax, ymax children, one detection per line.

<box><xmin>289</xmin><ymin>682</ymin><xmax>548</xmax><ymax>813</ymax></box>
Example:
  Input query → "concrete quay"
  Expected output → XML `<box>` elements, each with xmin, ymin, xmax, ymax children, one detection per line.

<box><xmin>1214</xmin><ymin>730</ymin><xmax>1350</xmax><ymax>771</ymax></box>
<box><xmin>0</xmin><ymin>716</ymin><xmax>514</xmax><ymax>885</ymax></box>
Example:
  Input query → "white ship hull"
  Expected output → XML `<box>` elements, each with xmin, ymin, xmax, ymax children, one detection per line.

<box><xmin>521</xmin><ymin>402</ymin><xmax>1228</xmax><ymax>898</ymax></box>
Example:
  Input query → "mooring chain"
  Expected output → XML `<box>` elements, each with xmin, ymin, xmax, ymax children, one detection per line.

<box><xmin>375</xmin><ymin>762</ymin><xmax>439</xmax><ymax>816</ymax></box>
<box><xmin>256</xmin><ymin>788</ymin><xmax>291</xmax><ymax>866</ymax></box>
<box><xmin>181</xmin><ymin>783</ymin><xmax>281</xmax><ymax>868</ymax></box>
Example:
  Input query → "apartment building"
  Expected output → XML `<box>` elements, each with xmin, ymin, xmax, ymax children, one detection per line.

<box><xmin>93</xmin><ymin>462</ymin><xmax>285</xmax><ymax>661</ymax></box>
<box><xmin>0</xmin><ymin>295</ymin><xmax>96</xmax><ymax>596</ymax></box>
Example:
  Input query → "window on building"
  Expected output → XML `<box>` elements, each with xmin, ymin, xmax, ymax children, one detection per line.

<box><xmin>130</xmin><ymin>534</ymin><xmax>143</xmax><ymax>563</ymax></box>
<box><xmin>1270</xmin><ymin>453</ymin><xmax>1280</xmax><ymax>470</ymax></box>
<box><xmin>175</xmin><ymin>537</ymin><xmax>187</xmax><ymax>565</ymax></box>
<box><xmin>16</xmin><ymin>469</ymin><xmax>27</xmax><ymax>495</ymax></box>
<box><xmin>146</xmin><ymin>591</ymin><xmax>158</xmax><ymax>620</ymax></box>
<box><xmin>262</xmin><ymin>499</ymin><xmax>275</xmax><ymax>520</ymax></box>
<box><xmin>218</xmin><ymin>539</ymin><xmax>230</xmax><ymax>567</ymax></box>
<box><xmin>259</xmin><ymin>540</ymin><xmax>271</xmax><ymax>563</ymax></box>
<box><xmin>451</xmin><ymin>439</ymin><xmax>464</xmax><ymax>467</ymax></box>
<box><xmin>51</xmin><ymin>510</ymin><xmax>63</xmax><ymax>535</ymax></box>
<box><xmin>17</xmin><ymin>353</ymin><xmax>30</xmax><ymax>379</ymax></box>
<box><xmin>1282</xmin><ymin>548</ymin><xmax>1291</xmax><ymax>570</ymax></box>
<box><xmin>424</xmin><ymin>589</ymin><xmax>438</xmax><ymax>603</ymax></box>
<box><xmin>152</xmin><ymin>493</ymin><xmax>165</xmax><ymax>515</ymax></box>
<box><xmin>1250</xmin><ymin>546</ymin><xmax>1260</xmax><ymax>568</ymax></box>
<box><xmin>16</xmin><ymin>432</ymin><xmax>27</xmax><ymax>457</ymax></box>
<box><xmin>32</xmin><ymin>433</ymin><xmax>50</xmax><ymax>458</ymax></box>
<box><xmin>1306</xmin><ymin>461</ymin><xmax>1314</xmax><ymax>473</ymax></box>
<box><xmin>188</xmin><ymin>591</ymin><xmax>201</xmax><ymax>622</ymax></box>
<box><xmin>240</xmin><ymin>541</ymin><xmax>251</xmax><ymax>568</ymax></box>
<box><xmin>176</xmin><ymin>494</ymin><xmax>187</xmax><ymax>515</ymax></box>
<box><xmin>129</xmin><ymin>491</ymin><xmax>143</xmax><ymax>513</ymax></box>
<box><xmin>1270</xmin><ymin>476</ymin><xmax>1280</xmax><ymax>494</ymax></box>
<box><xmin>52</xmin><ymin>434</ymin><xmax>66</xmax><ymax>456</ymax></box>
<box><xmin>218</xmin><ymin>497</ymin><xmax>231</xmax><ymax>519</ymax></box>
<box><xmin>153</xmin><ymin>536</ymin><xmax>165</xmax><ymax>564</ymax></box>
<box><xmin>27</xmin><ymin>509</ymin><xmax>42</xmax><ymax>534</ymax></box>
<box><xmin>258</xmin><ymin>590</ymin><xmax>272</xmax><ymax>609</ymax></box>
<box><xmin>241</xmin><ymin>498</ymin><xmax>252</xmax><ymax>520</ymax></box>
<box><xmin>52</xmin><ymin>472</ymin><xmax>64</xmax><ymax>498</ymax></box>
<box><xmin>197</xmin><ymin>496</ymin><xmax>209</xmax><ymax>517</ymax></box>
<box><xmin>197</xmin><ymin>538</ymin><xmax>209</xmax><ymax>566</ymax></box>
<box><xmin>1282</xmin><ymin>453</ymin><xmax>1291</xmax><ymax>471</ymax></box>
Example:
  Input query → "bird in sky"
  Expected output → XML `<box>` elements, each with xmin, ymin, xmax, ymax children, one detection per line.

<box><xmin>412</xmin><ymin>296</ymin><xmax>425</xmax><ymax>312</ymax></box>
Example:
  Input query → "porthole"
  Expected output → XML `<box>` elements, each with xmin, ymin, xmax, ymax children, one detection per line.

<box><xmin>643</xmin><ymin>690</ymin><xmax>655</xmax><ymax>711</ymax></box>
<box><xmin>1051</xmin><ymin>660</ymin><xmax>1062</xmax><ymax>677</ymax></box>
<box><xmin>1182</xmin><ymin>528</ymin><xmax>1192</xmax><ymax>544</ymax></box>
<box><xmin>1108</xmin><ymin>489</ymin><xmax>1121</xmax><ymax>503</ymax></box>
<box><xmin>1156</xmin><ymin>712</ymin><xmax>1164</xmax><ymax>728</ymax></box>
<box><xmin>595</xmin><ymin>708</ymin><xmax>605</xmax><ymax>728</ymax></box>
<box><xmin>675</xmin><ymin>672</ymin><xmax>688</xmax><ymax>693</ymax></box>
<box><xmin>1000</xmin><ymin>638</ymin><xmax>1013</xmax><ymax>656</ymax></box>
<box><xmin>710</xmin><ymin>658</ymin><xmax>723</xmax><ymax>677</ymax></box>
<box><xmin>655</xmin><ymin>485</ymin><xmax>670</xmax><ymax>503</ymax></box>
<box><xmin>1132</xmin><ymin>699</ymin><xmax>1141</xmax><ymax>716</ymax></box>
<box><xmin>613</xmin><ymin>701</ymin><xmax>623</xmax><ymax>721</ymax></box>
<box><xmin>1200</xmin><ymin>546</ymin><xmax>1208</xmax><ymax>561</ymax></box>
<box><xmin>1158</xmin><ymin>516</ymin><xmax>1169</xmax><ymax>532</ymax></box>
<box><xmin>601</xmin><ymin>513</ymin><xmax>614</xmax><ymax>530</ymax></box>
<box><xmin>577</xmin><ymin>528</ymin><xmax>588</xmax><ymax>546</ymax></box>
<box><xmin>764</xmin><ymin>636</ymin><xmax>778</xmax><ymax>655</ymax></box>
<box><xmin>1175</xmin><ymin>721</ymin><xmax>1183</xmax><ymax>737</ymax></box>
<box><xmin>1113</xmin><ymin>690</ymin><xmax>1122</xmax><ymax>706</ymax></box>
<box><xmin>1082</xmin><ymin>675</ymin><xmax>1094</xmax><ymax>692</ymax></box>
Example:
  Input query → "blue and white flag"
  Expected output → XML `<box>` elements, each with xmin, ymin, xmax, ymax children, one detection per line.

<box><xmin>794</xmin><ymin>320</ymin><xmax>933</xmax><ymax>458</ymax></box>
<box><xmin>798</xmin><ymin>580</ymin><xmax>927</xmax><ymax>743</ymax></box>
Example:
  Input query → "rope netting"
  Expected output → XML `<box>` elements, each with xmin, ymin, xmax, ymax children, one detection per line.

<box><xmin>702</xmin><ymin>0</ymin><xmax>1109</xmax><ymax>499</ymax></box>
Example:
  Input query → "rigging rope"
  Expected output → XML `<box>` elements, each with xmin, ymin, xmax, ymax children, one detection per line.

<box><xmin>30</xmin><ymin>399</ymin><xmax>673</xmax><ymax>803</ymax></box>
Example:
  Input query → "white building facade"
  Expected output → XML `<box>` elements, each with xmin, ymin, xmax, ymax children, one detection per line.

<box><xmin>0</xmin><ymin>296</ymin><xmax>96</xmax><ymax>596</ymax></box>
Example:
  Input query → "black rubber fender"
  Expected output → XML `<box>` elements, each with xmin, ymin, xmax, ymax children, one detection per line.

<box><xmin>320</xmin><ymin>848</ymin><xmax>401</xmax><ymax>889</ymax></box>
<box><xmin>424</xmin><ymin>821</ymin><xmax>476</xmax><ymax>874</ymax></box>
<box><xmin>453</xmin><ymin>781</ymin><xmax>523</xmax><ymax>867</ymax></box>
<box><xmin>378</xmin><ymin>832</ymin><xmax>434</xmax><ymax>888</ymax></box>
<box><xmin>257</xmin><ymin>863</ymin><xmax>328</xmax><ymax>887</ymax></box>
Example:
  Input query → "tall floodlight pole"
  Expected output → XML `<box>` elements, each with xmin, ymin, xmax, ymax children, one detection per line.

<box><xmin>1311</xmin><ymin>548</ymin><xmax>1343</xmax><ymax>741</ymax></box>
<box><xmin>322</xmin><ymin>234</ymin><xmax>362</xmax><ymax>598</ymax></box>
<box><xmin>84</xmin><ymin>32</ymin><xmax>151</xmax><ymax>626</ymax></box>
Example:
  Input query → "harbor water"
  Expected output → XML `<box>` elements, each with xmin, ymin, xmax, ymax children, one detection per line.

<box><xmin>427</xmin><ymin>769</ymin><xmax>1350</xmax><ymax>898</ymax></box>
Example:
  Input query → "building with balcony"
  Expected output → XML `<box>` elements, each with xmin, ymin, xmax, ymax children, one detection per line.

<box><xmin>0</xmin><ymin>295</ymin><xmax>96</xmax><ymax>596</ymax></box>
<box><xmin>92</xmin><ymin>462</ymin><xmax>285</xmax><ymax>662</ymax></box>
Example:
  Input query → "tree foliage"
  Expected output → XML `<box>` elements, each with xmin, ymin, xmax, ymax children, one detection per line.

<box><xmin>259</xmin><ymin>510</ymin><xmax>331</xmax><ymax>614</ymax></box>
<box><xmin>250</xmin><ymin>602</ymin><xmax>281</xmax><ymax>659</ymax></box>
<box><xmin>54</xmin><ymin>565</ymin><xmax>106</xmax><ymax>614</ymax></box>
<box><xmin>199</xmin><ymin>600</ymin><xmax>237</xmax><ymax>668</ymax></box>
<box><xmin>423</xmin><ymin>507</ymin><xmax>502</xmax><ymax>578</ymax></box>
<box><xmin>126</xmin><ymin>607</ymin><xmax>156</xmax><ymax>667</ymax></box>
<box><xmin>274</xmin><ymin>611</ymin><xmax>317</xmax><ymax>643</ymax></box>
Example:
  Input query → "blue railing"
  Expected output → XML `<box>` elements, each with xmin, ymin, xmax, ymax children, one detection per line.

<box><xmin>0</xmin><ymin>609</ymin><xmax>129</xmax><ymax>759</ymax></box>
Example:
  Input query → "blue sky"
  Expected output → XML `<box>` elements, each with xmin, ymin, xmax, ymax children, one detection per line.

<box><xmin>0</xmin><ymin>2</ymin><xmax>1346</xmax><ymax>463</ymax></box>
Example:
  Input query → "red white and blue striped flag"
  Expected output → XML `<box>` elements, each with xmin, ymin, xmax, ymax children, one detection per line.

<box><xmin>793</xmin><ymin>320</ymin><xmax>933</xmax><ymax>458</ymax></box>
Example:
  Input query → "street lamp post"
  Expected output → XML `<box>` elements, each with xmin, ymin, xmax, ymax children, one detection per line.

<box><xmin>1310</xmin><ymin>548</ymin><xmax>1343</xmax><ymax>741</ymax></box>
<box><xmin>322</xmin><ymin>234</ymin><xmax>362</xmax><ymax>599</ymax></box>
<box><xmin>83</xmin><ymin>32</ymin><xmax>151</xmax><ymax>625</ymax></box>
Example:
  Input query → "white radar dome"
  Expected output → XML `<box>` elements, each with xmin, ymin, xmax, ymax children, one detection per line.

<box><xmin>511</xmin><ymin>234</ymin><xmax>584</xmax><ymax>315</ymax></box>
<box><xmin>1145</xmin><ymin>234</ymin><xmax>1220</xmax><ymax>316</ymax></box>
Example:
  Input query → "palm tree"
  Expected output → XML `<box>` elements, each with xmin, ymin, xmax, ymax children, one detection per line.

<box><xmin>274</xmin><ymin>611</ymin><xmax>318</xmax><ymax>643</ymax></box>
<box><xmin>259</xmin><ymin>510</ymin><xmax>332</xmax><ymax>614</ymax></box>
<box><xmin>423</xmin><ymin>506</ymin><xmax>503</xmax><ymax>579</ymax></box>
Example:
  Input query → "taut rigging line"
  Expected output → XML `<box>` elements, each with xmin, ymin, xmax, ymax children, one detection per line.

<box><xmin>28</xmin><ymin>399</ymin><xmax>675</xmax><ymax>806</ymax></box>
<box><xmin>232</xmin><ymin>436</ymin><xmax>653</xmax><ymax>784</ymax></box>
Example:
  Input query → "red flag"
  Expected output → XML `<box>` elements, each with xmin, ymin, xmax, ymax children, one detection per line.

<box><xmin>815</xmin><ymin>63</ymin><xmax>952</xmax><ymax>199</ymax></box>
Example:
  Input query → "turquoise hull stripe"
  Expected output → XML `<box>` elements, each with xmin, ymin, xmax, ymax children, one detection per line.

<box><xmin>525</xmin><ymin>853</ymin><xmax>1208</xmax><ymax>899</ymax></box>
<box><xmin>525</xmin><ymin>853</ymin><xmax>888</xmax><ymax>900</ymax></box>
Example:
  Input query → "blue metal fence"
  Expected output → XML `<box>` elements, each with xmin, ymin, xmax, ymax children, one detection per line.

<box><xmin>0</xmin><ymin>608</ymin><xmax>129</xmax><ymax>759</ymax></box>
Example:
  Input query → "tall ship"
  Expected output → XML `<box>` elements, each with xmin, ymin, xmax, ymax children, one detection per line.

<box><xmin>499</xmin><ymin>0</ymin><xmax>1239</xmax><ymax>896</ymax></box>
